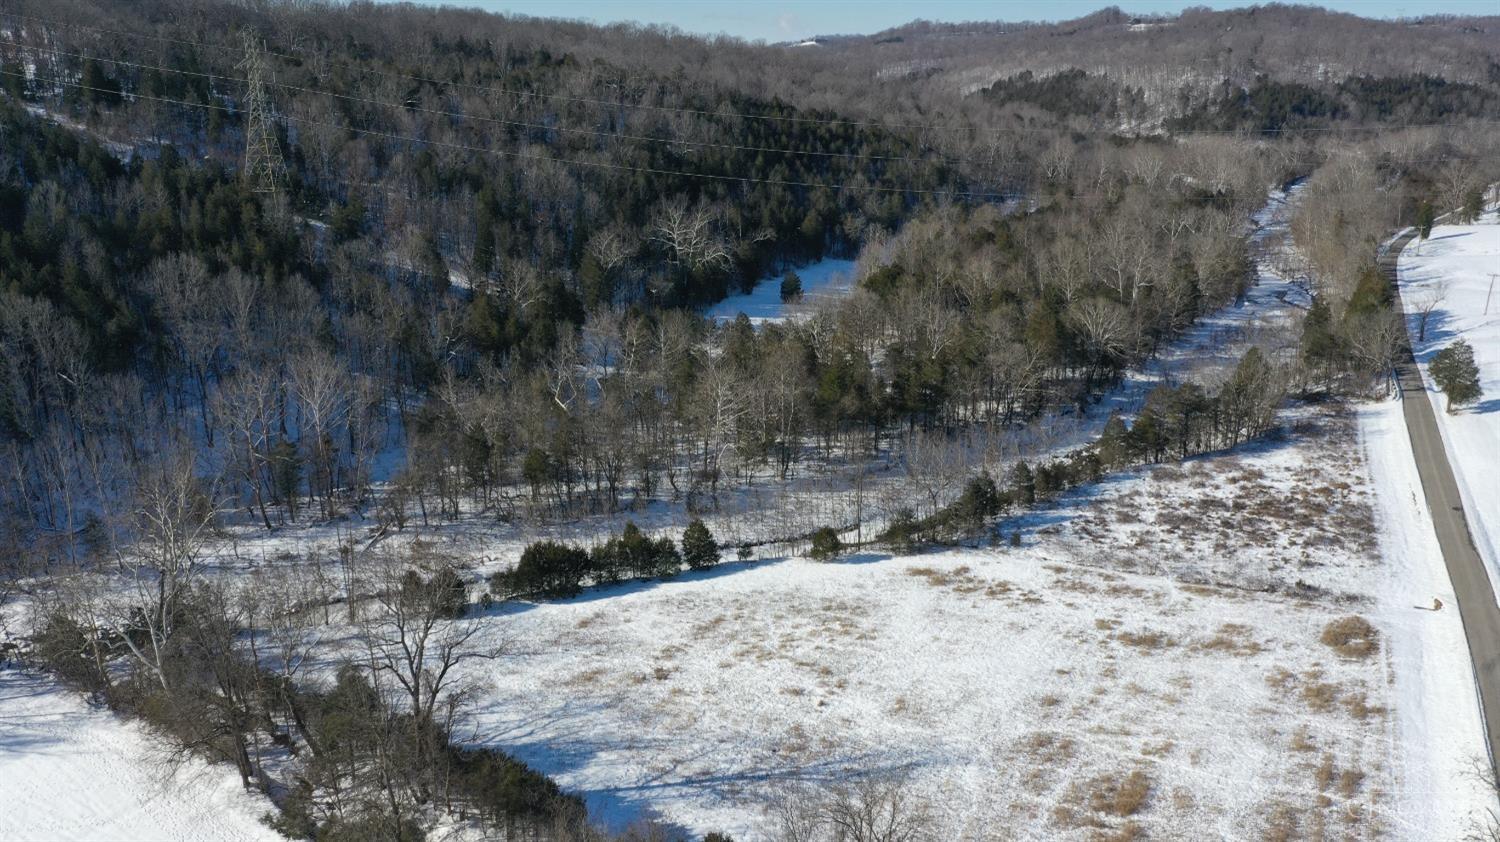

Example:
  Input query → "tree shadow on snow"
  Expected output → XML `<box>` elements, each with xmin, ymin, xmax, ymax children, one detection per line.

<box><xmin>469</xmin><ymin>701</ymin><xmax>935</xmax><ymax>837</ymax></box>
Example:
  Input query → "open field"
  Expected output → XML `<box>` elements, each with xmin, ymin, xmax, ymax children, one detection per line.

<box><xmin>381</xmin><ymin>400</ymin><xmax>1484</xmax><ymax>839</ymax></box>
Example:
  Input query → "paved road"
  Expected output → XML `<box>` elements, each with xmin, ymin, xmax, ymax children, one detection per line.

<box><xmin>1382</xmin><ymin>229</ymin><xmax>1500</xmax><ymax>771</ymax></box>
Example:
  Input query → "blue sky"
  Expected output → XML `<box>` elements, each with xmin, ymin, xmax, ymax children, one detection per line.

<box><xmin>403</xmin><ymin>1</ymin><xmax>1499</xmax><ymax>42</ymax></box>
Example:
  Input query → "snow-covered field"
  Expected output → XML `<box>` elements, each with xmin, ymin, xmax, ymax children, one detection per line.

<box><xmin>1398</xmin><ymin>212</ymin><xmax>1500</xmax><ymax>599</ymax></box>
<box><xmin>0</xmin><ymin>669</ymin><xmax>280</xmax><ymax>842</ymax></box>
<box><xmin>704</xmin><ymin>258</ymin><xmax>858</xmax><ymax>324</ymax></box>
<box><xmin>422</xmin><ymin>400</ymin><xmax>1488</xmax><ymax>838</ymax></box>
<box><xmin>4</xmin><ymin>407</ymin><xmax>1487</xmax><ymax>840</ymax></box>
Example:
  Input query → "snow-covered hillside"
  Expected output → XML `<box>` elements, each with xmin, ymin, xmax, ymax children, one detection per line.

<box><xmin>1397</xmin><ymin>213</ymin><xmax>1500</xmax><ymax>598</ymax></box>
<box><xmin>0</xmin><ymin>669</ymin><xmax>280</xmax><ymax>842</ymax></box>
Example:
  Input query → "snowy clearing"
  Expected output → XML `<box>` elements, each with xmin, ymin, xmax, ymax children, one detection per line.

<box><xmin>1397</xmin><ymin>212</ymin><xmax>1500</xmax><ymax>599</ymax></box>
<box><xmin>0</xmin><ymin>668</ymin><xmax>281</xmax><ymax>842</ymax></box>
<box><xmin>704</xmin><ymin>258</ymin><xmax>858</xmax><ymax>324</ymax></box>
<box><xmin>406</xmin><ymin>401</ymin><xmax>1490</xmax><ymax>838</ymax></box>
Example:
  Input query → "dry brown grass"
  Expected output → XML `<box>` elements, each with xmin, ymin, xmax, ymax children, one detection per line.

<box><xmin>1115</xmin><ymin>629</ymin><xmax>1178</xmax><ymax>652</ymax></box>
<box><xmin>1314</xmin><ymin>753</ymin><xmax>1336</xmax><ymax>790</ymax></box>
<box><xmin>1087</xmin><ymin>769</ymin><xmax>1153</xmax><ymax>817</ymax></box>
<box><xmin>1262</xmin><ymin>802</ymin><xmax>1302</xmax><ymax>842</ymax></box>
<box><xmin>1339</xmin><ymin>767</ymin><xmax>1365</xmax><ymax>799</ymax></box>
<box><xmin>1092</xmin><ymin>821</ymin><xmax>1144</xmax><ymax>842</ymax></box>
<box><xmin>1289</xmin><ymin>726</ymin><xmax>1317</xmax><ymax>753</ymax></box>
<box><xmin>566</xmin><ymin>667</ymin><xmax>607</xmax><ymax>687</ymax></box>
<box><xmin>1197</xmin><ymin>622</ymin><xmax>1266</xmax><ymax>657</ymax></box>
<box><xmin>1301</xmin><ymin>676</ymin><xmax>1341</xmax><ymax>713</ymax></box>
<box><xmin>1321</xmin><ymin>615</ymin><xmax>1379</xmax><ymax>659</ymax></box>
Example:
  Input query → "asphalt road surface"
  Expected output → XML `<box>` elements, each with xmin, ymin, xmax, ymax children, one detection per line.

<box><xmin>1382</xmin><ymin>228</ymin><xmax>1500</xmax><ymax>772</ymax></box>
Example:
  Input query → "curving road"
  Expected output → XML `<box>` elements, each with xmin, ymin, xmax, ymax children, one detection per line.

<box><xmin>1382</xmin><ymin>228</ymin><xmax>1500</xmax><ymax>772</ymax></box>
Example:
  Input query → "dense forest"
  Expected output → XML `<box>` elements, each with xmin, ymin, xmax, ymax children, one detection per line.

<box><xmin>2</xmin><ymin>1</ymin><xmax>1500</xmax><ymax>839</ymax></box>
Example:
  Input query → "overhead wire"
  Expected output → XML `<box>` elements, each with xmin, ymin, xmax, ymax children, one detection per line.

<box><xmin>0</xmin><ymin>69</ymin><xmax>1018</xmax><ymax>200</ymax></box>
<box><xmin>8</xmin><ymin>65</ymin><xmax>1498</xmax><ymax>219</ymax></box>
<box><xmin>11</xmin><ymin>43</ymin><xmax>982</xmax><ymax>168</ymax></box>
<box><xmin>5</xmin><ymin>9</ymin><xmax>1500</xmax><ymax>140</ymax></box>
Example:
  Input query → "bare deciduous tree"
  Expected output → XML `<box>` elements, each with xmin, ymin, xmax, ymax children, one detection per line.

<box><xmin>117</xmin><ymin>450</ymin><xmax>223</xmax><ymax>690</ymax></box>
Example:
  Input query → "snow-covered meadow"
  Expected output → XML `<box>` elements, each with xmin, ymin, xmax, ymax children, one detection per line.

<box><xmin>704</xmin><ymin>259</ymin><xmax>858</xmax><ymax>324</ymax></box>
<box><xmin>1398</xmin><ymin>212</ymin><xmax>1500</xmax><ymax>599</ymax></box>
<box><xmin>423</xmin><ymin>401</ymin><xmax>1486</xmax><ymax>838</ymax></box>
<box><xmin>0</xmin><ymin>669</ymin><xmax>280</xmax><ymax>842</ymax></box>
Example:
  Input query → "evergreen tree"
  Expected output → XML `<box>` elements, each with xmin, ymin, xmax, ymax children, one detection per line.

<box><xmin>428</xmin><ymin>567</ymin><xmax>469</xmax><ymax>618</ymax></box>
<box><xmin>79</xmin><ymin>60</ymin><xmax>122</xmax><ymax>106</ymax></box>
<box><xmin>1344</xmin><ymin>266</ymin><xmax>1390</xmax><ymax>319</ymax></box>
<box><xmin>809</xmin><ymin>527</ymin><xmax>843</xmax><ymax>561</ymax></box>
<box><xmin>270</xmin><ymin>439</ymin><xmax>302</xmax><ymax>520</ymax></box>
<box><xmin>1009</xmin><ymin>461</ymin><xmax>1035</xmax><ymax>505</ymax></box>
<box><xmin>1128</xmin><ymin>408</ymin><xmax>1165</xmax><ymax>463</ymax></box>
<box><xmin>1460</xmin><ymin>190</ymin><xmax>1484</xmax><ymax>224</ymax></box>
<box><xmin>1431</xmin><ymin>339</ymin><xmax>1483</xmax><ymax>412</ymax></box>
<box><xmin>681</xmin><ymin>519</ymin><xmax>720</xmax><ymax>570</ymax></box>
<box><xmin>1097</xmin><ymin>412</ymin><xmax>1130</xmax><ymax>468</ymax></box>
<box><xmin>1034</xmin><ymin>463</ymin><xmax>1061</xmax><ymax>500</ymax></box>
<box><xmin>652</xmin><ymin>536</ymin><xmax>682</xmax><ymax>577</ymax></box>
<box><xmin>1416</xmin><ymin>200</ymin><xmax>1436</xmax><ymax>240</ymax></box>
<box><xmin>1300</xmin><ymin>295</ymin><xmax>1342</xmax><ymax>377</ymax></box>
<box><xmin>780</xmin><ymin>270</ymin><xmax>803</xmax><ymax>302</ymax></box>
<box><xmin>955</xmin><ymin>472</ymin><xmax>1002</xmax><ymax>526</ymax></box>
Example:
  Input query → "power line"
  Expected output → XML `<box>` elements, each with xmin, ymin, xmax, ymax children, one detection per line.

<box><xmin>237</xmin><ymin>30</ymin><xmax>285</xmax><ymax>194</ymax></box>
<box><xmin>1</xmin><ymin>10</ymin><xmax>980</xmax><ymax>134</ymax></box>
<box><xmin>0</xmin><ymin>69</ymin><xmax>1014</xmax><ymax>201</ymax></box>
<box><xmin>9</xmin><ymin>66</ymin><xmax>1499</xmax><ymax>217</ymax></box>
<box><xmin>13</xmin><ymin>44</ymin><xmax>978</xmax><ymax>168</ymax></box>
<box><xmin>6</xmin><ymin>9</ymin><xmax>1500</xmax><ymax>140</ymax></box>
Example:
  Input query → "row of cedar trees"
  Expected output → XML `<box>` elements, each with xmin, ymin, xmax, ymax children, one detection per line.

<box><xmin>493</xmin><ymin>519</ymin><xmax>723</xmax><ymax>598</ymax></box>
<box><xmin>882</xmin><ymin>346</ymin><xmax>1285</xmax><ymax>547</ymax></box>
<box><xmin>494</xmin><ymin>345</ymin><xmax>1284</xmax><ymax>596</ymax></box>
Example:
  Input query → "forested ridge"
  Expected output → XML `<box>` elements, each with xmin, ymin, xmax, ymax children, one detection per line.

<box><xmin>3</xmin><ymin>1</ymin><xmax>1500</xmax><ymax>839</ymax></box>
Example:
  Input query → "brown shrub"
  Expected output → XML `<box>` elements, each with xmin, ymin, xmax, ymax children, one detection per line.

<box><xmin>1321</xmin><ymin>615</ymin><xmax>1379</xmax><ymax>659</ymax></box>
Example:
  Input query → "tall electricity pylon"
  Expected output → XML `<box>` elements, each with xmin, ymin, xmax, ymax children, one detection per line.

<box><xmin>238</xmin><ymin>30</ymin><xmax>285</xmax><ymax>194</ymax></box>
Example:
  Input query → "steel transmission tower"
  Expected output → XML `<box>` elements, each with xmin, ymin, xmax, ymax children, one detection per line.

<box><xmin>238</xmin><ymin>30</ymin><xmax>285</xmax><ymax>194</ymax></box>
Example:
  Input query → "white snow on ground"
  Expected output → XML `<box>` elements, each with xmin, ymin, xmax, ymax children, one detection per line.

<box><xmin>1397</xmin><ymin>212</ymin><xmax>1500</xmax><ymax>599</ymax></box>
<box><xmin>1359</xmin><ymin>397</ymin><xmax>1492</xmax><ymax>839</ymax></box>
<box><xmin>23</xmin><ymin>103</ymin><xmax>138</xmax><ymax>161</ymax></box>
<box><xmin>411</xmin><ymin>401</ymin><xmax>1482</xmax><ymax>838</ymax></box>
<box><xmin>704</xmin><ymin>258</ymin><xmax>858</xmax><ymax>324</ymax></box>
<box><xmin>0</xmin><ymin>668</ymin><xmax>281</xmax><ymax>842</ymax></box>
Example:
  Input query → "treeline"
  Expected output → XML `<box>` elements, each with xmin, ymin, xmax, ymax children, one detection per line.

<box><xmin>1289</xmin><ymin>143</ymin><xmax>1498</xmax><ymax>396</ymax></box>
<box><xmin>392</xmin><ymin>143</ymin><xmax>1267</xmax><ymax>524</ymax></box>
<box><xmin>1170</xmin><ymin>73</ymin><xmax>1500</xmax><ymax>134</ymax></box>
<box><xmin>981</xmin><ymin>69</ymin><xmax>1150</xmax><ymax>122</ymax></box>
<box><xmin>491</xmin><ymin>519</ymin><xmax>723</xmax><ymax>599</ymax></box>
<box><xmin>881</xmin><ymin>345</ymin><xmax>1286</xmax><ymax>547</ymax></box>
